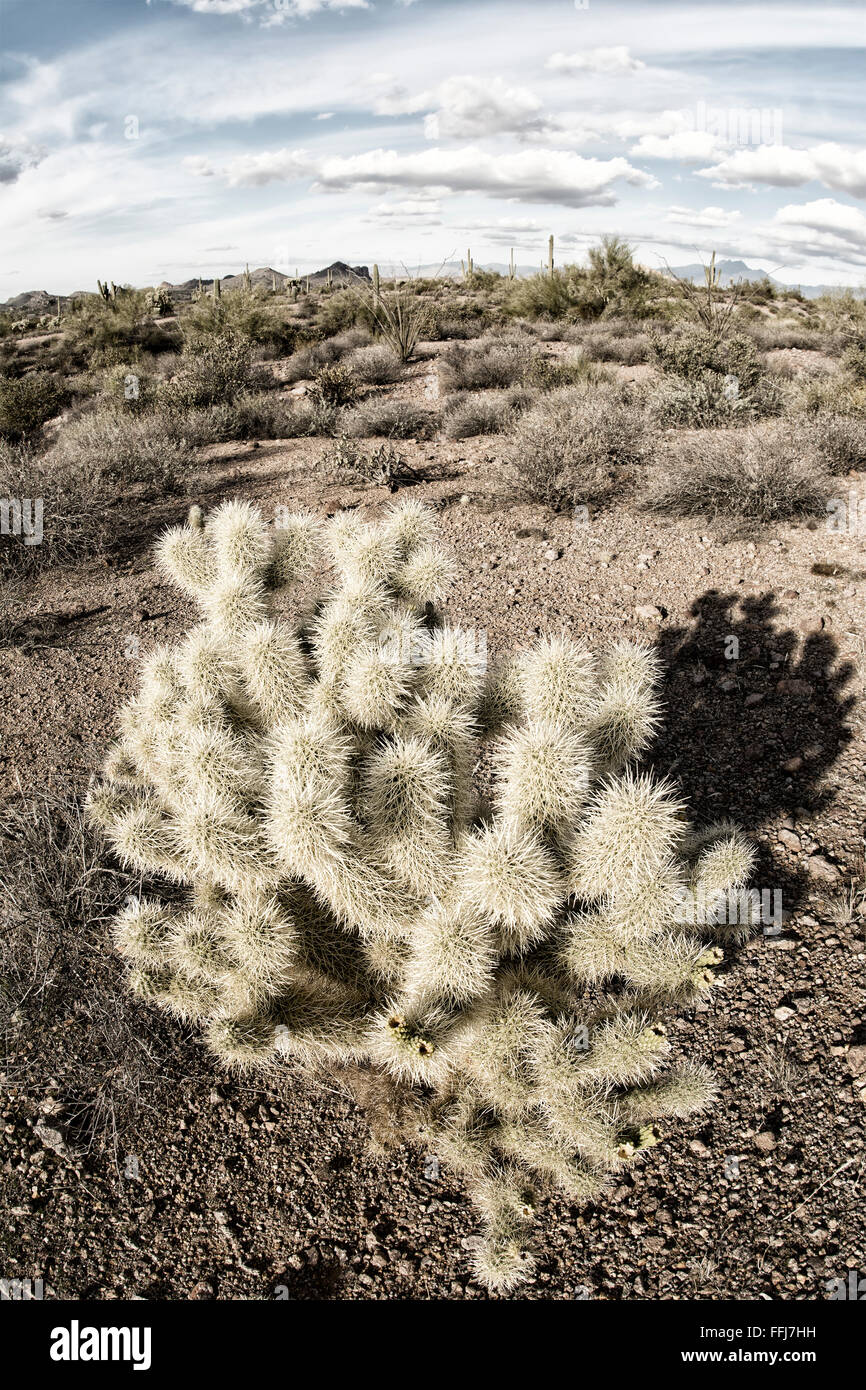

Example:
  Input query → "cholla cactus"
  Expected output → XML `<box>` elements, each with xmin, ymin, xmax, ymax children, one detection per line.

<box><xmin>89</xmin><ymin>498</ymin><xmax>753</xmax><ymax>1294</ymax></box>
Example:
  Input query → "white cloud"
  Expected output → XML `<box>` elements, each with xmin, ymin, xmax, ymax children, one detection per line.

<box><xmin>665</xmin><ymin>204</ymin><xmax>741</xmax><ymax>228</ymax></box>
<box><xmin>163</xmin><ymin>0</ymin><xmax>369</xmax><ymax>18</ymax></box>
<box><xmin>421</xmin><ymin>76</ymin><xmax>545</xmax><ymax>140</ymax></box>
<box><xmin>191</xmin><ymin>143</ymin><xmax>657</xmax><ymax>207</ymax></box>
<box><xmin>698</xmin><ymin>143</ymin><xmax>866</xmax><ymax>198</ymax></box>
<box><xmin>631</xmin><ymin>131</ymin><xmax>724</xmax><ymax>162</ymax></box>
<box><xmin>774</xmin><ymin>197</ymin><xmax>866</xmax><ymax>239</ymax></box>
<box><xmin>547</xmin><ymin>47</ymin><xmax>645</xmax><ymax>75</ymax></box>
<box><xmin>369</xmin><ymin>74</ymin><xmax>547</xmax><ymax>140</ymax></box>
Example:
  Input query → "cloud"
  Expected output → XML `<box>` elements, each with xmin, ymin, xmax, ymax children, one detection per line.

<box><xmin>774</xmin><ymin>197</ymin><xmax>866</xmax><ymax>239</ymax></box>
<box><xmin>547</xmin><ymin>47</ymin><xmax>645</xmax><ymax>75</ymax></box>
<box><xmin>665</xmin><ymin>204</ymin><xmax>741</xmax><ymax>228</ymax></box>
<box><xmin>369</xmin><ymin>74</ymin><xmax>547</xmax><ymax>140</ymax></box>
<box><xmin>190</xmin><ymin>143</ymin><xmax>657</xmax><ymax>207</ymax></box>
<box><xmin>698</xmin><ymin>143</ymin><xmax>866</xmax><ymax>198</ymax></box>
<box><xmin>163</xmin><ymin>0</ymin><xmax>369</xmax><ymax>19</ymax></box>
<box><xmin>185</xmin><ymin>149</ymin><xmax>312</xmax><ymax>184</ymax></box>
<box><xmin>364</xmin><ymin>196</ymin><xmax>443</xmax><ymax>226</ymax></box>
<box><xmin>420</xmin><ymin>76</ymin><xmax>545</xmax><ymax>140</ymax></box>
<box><xmin>631</xmin><ymin>131</ymin><xmax>723</xmax><ymax>162</ymax></box>
<box><xmin>0</xmin><ymin>135</ymin><xmax>45</xmax><ymax>184</ymax></box>
<box><xmin>763</xmin><ymin>198</ymin><xmax>866</xmax><ymax>263</ymax></box>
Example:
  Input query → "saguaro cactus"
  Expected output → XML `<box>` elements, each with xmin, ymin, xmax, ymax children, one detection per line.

<box><xmin>89</xmin><ymin>501</ymin><xmax>753</xmax><ymax>1293</ymax></box>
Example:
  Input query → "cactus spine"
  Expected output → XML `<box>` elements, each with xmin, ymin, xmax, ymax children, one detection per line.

<box><xmin>90</xmin><ymin>502</ymin><xmax>750</xmax><ymax>1294</ymax></box>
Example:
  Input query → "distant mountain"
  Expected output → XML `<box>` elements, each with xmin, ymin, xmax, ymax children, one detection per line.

<box><xmin>664</xmin><ymin>258</ymin><xmax>839</xmax><ymax>299</ymax></box>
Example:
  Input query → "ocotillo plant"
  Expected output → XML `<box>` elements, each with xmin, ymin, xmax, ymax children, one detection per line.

<box><xmin>89</xmin><ymin>500</ymin><xmax>753</xmax><ymax>1293</ymax></box>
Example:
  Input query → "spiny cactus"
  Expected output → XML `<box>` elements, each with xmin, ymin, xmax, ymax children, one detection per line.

<box><xmin>89</xmin><ymin>498</ymin><xmax>754</xmax><ymax>1294</ymax></box>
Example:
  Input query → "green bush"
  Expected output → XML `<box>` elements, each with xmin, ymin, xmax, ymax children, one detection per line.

<box><xmin>841</xmin><ymin>339</ymin><xmax>866</xmax><ymax>382</ymax></box>
<box><xmin>0</xmin><ymin>371</ymin><xmax>68</xmax><ymax>441</ymax></box>
<box><xmin>102</xmin><ymin>363</ymin><xmax>158</xmax><ymax>414</ymax></box>
<box><xmin>648</xmin><ymin>371</ymin><xmax>783</xmax><ymax>428</ymax></box>
<box><xmin>64</xmin><ymin>290</ymin><xmax>179</xmax><ymax>365</ymax></box>
<box><xmin>309</xmin><ymin>362</ymin><xmax>359</xmax><ymax>407</ymax></box>
<box><xmin>182</xmin><ymin>292</ymin><xmax>298</xmax><ymax>355</ymax></box>
<box><xmin>649</xmin><ymin>325</ymin><xmax>763</xmax><ymax>390</ymax></box>
<box><xmin>163</xmin><ymin>333</ymin><xmax>258</xmax><ymax>409</ymax></box>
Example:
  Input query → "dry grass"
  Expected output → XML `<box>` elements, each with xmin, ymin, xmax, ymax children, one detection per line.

<box><xmin>438</xmin><ymin>336</ymin><xmax>534</xmax><ymax>392</ymax></box>
<box><xmin>0</xmin><ymin>791</ymin><xmax>193</xmax><ymax>1157</ymax></box>
<box><xmin>339</xmin><ymin>397</ymin><xmax>437</xmax><ymax>439</ymax></box>
<box><xmin>644</xmin><ymin>422</ymin><xmax>831</xmax><ymax>523</ymax></box>
<box><xmin>442</xmin><ymin>386</ymin><xmax>535</xmax><ymax>439</ymax></box>
<box><xmin>506</xmin><ymin>383</ymin><xmax>653</xmax><ymax>510</ymax></box>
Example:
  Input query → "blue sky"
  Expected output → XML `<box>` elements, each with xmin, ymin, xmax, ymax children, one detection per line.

<box><xmin>1</xmin><ymin>0</ymin><xmax>865</xmax><ymax>295</ymax></box>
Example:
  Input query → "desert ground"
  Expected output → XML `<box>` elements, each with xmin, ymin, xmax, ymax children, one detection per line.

<box><xmin>1</xmin><ymin>259</ymin><xmax>865</xmax><ymax>1299</ymax></box>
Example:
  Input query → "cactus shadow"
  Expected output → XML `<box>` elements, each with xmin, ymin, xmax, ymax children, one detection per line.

<box><xmin>652</xmin><ymin>588</ymin><xmax>855</xmax><ymax>911</ymax></box>
<box><xmin>653</xmin><ymin>588</ymin><xmax>855</xmax><ymax>823</ymax></box>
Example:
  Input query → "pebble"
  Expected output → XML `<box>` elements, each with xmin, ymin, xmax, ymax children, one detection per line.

<box><xmin>807</xmin><ymin>855</ymin><xmax>840</xmax><ymax>883</ymax></box>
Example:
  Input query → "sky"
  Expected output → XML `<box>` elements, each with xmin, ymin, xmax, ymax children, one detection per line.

<box><xmin>1</xmin><ymin>0</ymin><xmax>865</xmax><ymax>296</ymax></box>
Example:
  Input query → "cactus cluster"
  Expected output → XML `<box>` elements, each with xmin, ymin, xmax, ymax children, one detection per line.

<box><xmin>88</xmin><ymin>499</ymin><xmax>754</xmax><ymax>1293</ymax></box>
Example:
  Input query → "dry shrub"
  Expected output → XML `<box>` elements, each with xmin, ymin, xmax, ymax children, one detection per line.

<box><xmin>438</xmin><ymin>336</ymin><xmax>534</xmax><ymax>391</ymax></box>
<box><xmin>340</xmin><ymin>397</ymin><xmax>437</xmax><ymax>439</ymax></box>
<box><xmin>442</xmin><ymin>387</ymin><xmax>535</xmax><ymax>439</ymax></box>
<box><xmin>346</xmin><ymin>344</ymin><xmax>402</xmax><ymax>385</ymax></box>
<box><xmin>648</xmin><ymin>372</ymin><xmax>783</xmax><ymax>427</ymax></box>
<box><xmin>506</xmin><ymin>384</ymin><xmax>653</xmax><ymax>509</ymax></box>
<box><xmin>0</xmin><ymin>791</ymin><xmax>192</xmax><ymax>1155</ymax></box>
<box><xmin>644</xmin><ymin>422</ymin><xmax>831</xmax><ymax>522</ymax></box>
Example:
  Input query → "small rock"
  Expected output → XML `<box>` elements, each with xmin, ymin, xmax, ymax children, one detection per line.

<box><xmin>778</xmin><ymin>829</ymin><xmax>801</xmax><ymax>852</ymax></box>
<box><xmin>782</xmin><ymin>756</ymin><xmax>804</xmax><ymax>774</ymax></box>
<box><xmin>635</xmin><ymin>604</ymin><xmax>664</xmax><ymax>623</ymax></box>
<box><xmin>744</xmin><ymin>693</ymin><xmax>765</xmax><ymax>707</ymax></box>
<box><xmin>807</xmin><ymin>855</ymin><xmax>840</xmax><ymax>883</ymax></box>
<box><xmin>774</xmin><ymin>1006</ymin><xmax>795</xmax><ymax>1022</ymax></box>
<box><xmin>847</xmin><ymin>1046</ymin><xmax>866</xmax><ymax>1077</ymax></box>
<box><xmin>34</xmin><ymin>1123</ymin><xmax>73</xmax><ymax>1160</ymax></box>
<box><xmin>543</xmin><ymin>547</ymin><xmax>560</xmax><ymax>561</ymax></box>
<box><xmin>754</xmin><ymin>1131</ymin><xmax>777</xmax><ymax>1153</ymax></box>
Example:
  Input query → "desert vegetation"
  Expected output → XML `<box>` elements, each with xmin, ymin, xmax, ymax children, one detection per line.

<box><xmin>1</xmin><ymin>245</ymin><xmax>864</xmax><ymax>1301</ymax></box>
